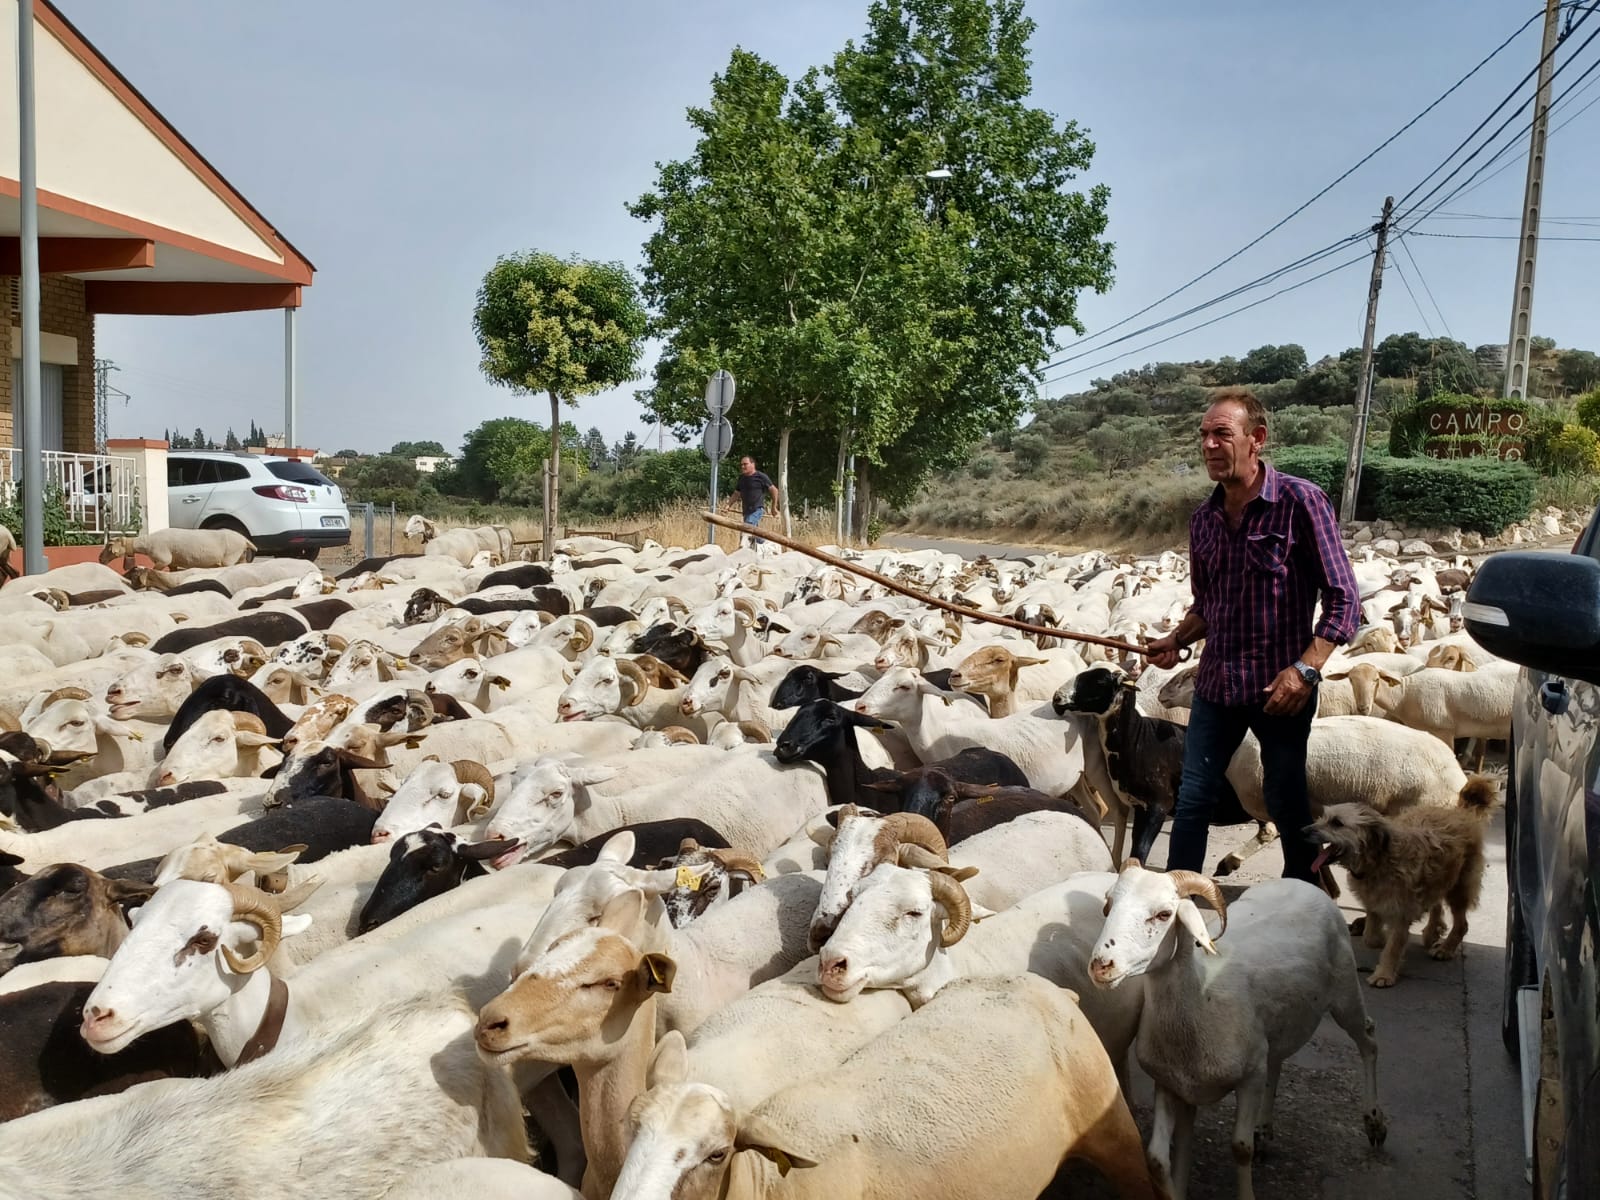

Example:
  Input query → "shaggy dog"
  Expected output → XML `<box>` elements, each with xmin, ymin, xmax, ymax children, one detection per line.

<box><xmin>1306</xmin><ymin>776</ymin><xmax>1498</xmax><ymax>988</ymax></box>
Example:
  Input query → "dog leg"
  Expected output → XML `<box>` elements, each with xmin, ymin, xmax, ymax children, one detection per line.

<box><xmin>1361</xmin><ymin>911</ymin><xmax>1387</xmax><ymax>950</ymax></box>
<box><xmin>1369</xmin><ymin>920</ymin><xmax>1410</xmax><ymax>987</ymax></box>
<box><xmin>1421</xmin><ymin>903</ymin><xmax>1446</xmax><ymax>951</ymax></box>
<box><xmin>1430</xmin><ymin>898</ymin><xmax>1470</xmax><ymax>960</ymax></box>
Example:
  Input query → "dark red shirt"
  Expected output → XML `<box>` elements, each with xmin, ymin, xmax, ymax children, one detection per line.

<box><xmin>1189</xmin><ymin>464</ymin><xmax>1360</xmax><ymax>706</ymax></box>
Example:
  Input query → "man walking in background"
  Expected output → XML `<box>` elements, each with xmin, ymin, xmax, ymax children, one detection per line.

<box><xmin>1144</xmin><ymin>387</ymin><xmax>1360</xmax><ymax>884</ymax></box>
<box><xmin>727</xmin><ymin>454</ymin><xmax>780</xmax><ymax>544</ymax></box>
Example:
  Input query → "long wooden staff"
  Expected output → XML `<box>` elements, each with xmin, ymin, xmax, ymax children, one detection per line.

<box><xmin>700</xmin><ymin>511</ymin><xmax>1190</xmax><ymax>662</ymax></box>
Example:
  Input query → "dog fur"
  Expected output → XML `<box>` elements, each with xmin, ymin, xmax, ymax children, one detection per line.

<box><xmin>1307</xmin><ymin>776</ymin><xmax>1498</xmax><ymax>988</ymax></box>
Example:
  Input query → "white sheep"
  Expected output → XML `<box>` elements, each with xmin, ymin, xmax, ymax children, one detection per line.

<box><xmin>0</xmin><ymin>993</ymin><xmax>526</xmax><ymax>1200</ymax></box>
<box><xmin>1369</xmin><ymin>660</ymin><xmax>1517</xmax><ymax>769</ymax></box>
<box><xmin>611</xmin><ymin>973</ymin><xmax>1154</xmax><ymax>1200</ymax></box>
<box><xmin>100</xmin><ymin>528</ymin><xmax>255</xmax><ymax>570</ymax></box>
<box><xmin>1090</xmin><ymin>863</ymin><xmax>1386</xmax><ymax>1200</ymax></box>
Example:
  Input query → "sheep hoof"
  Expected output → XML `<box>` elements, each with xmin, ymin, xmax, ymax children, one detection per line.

<box><xmin>1364</xmin><ymin>1107</ymin><xmax>1389</xmax><ymax>1148</ymax></box>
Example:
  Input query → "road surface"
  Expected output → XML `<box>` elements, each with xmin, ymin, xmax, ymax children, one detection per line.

<box><xmin>1050</xmin><ymin>794</ymin><xmax>1525</xmax><ymax>1199</ymax></box>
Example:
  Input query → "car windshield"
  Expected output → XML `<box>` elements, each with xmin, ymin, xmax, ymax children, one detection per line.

<box><xmin>265</xmin><ymin>461</ymin><xmax>335</xmax><ymax>487</ymax></box>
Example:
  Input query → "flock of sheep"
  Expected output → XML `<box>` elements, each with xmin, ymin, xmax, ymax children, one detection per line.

<box><xmin>0</xmin><ymin>518</ymin><xmax>1511</xmax><ymax>1199</ymax></box>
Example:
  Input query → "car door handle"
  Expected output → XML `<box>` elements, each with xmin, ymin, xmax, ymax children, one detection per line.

<box><xmin>1540</xmin><ymin>679</ymin><xmax>1569</xmax><ymax>715</ymax></box>
<box><xmin>181</xmin><ymin>496</ymin><xmax>202</xmax><ymax>503</ymax></box>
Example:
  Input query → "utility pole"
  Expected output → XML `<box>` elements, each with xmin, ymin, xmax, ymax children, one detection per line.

<box><xmin>1503</xmin><ymin>0</ymin><xmax>1561</xmax><ymax>401</ymax></box>
<box><xmin>1339</xmin><ymin>196</ymin><xmax>1394</xmax><ymax>524</ymax></box>
<box><xmin>17</xmin><ymin>0</ymin><xmax>43</xmax><ymax>575</ymax></box>
<box><xmin>93</xmin><ymin>358</ymin><xmax>120</xmax><ymax>453</ymax></box>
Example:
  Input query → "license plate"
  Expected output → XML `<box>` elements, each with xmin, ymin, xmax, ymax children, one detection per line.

<box><xmin>321</xmin><ymin>516</ymin><xmax>346</xmax><ymax>528</ymax></box>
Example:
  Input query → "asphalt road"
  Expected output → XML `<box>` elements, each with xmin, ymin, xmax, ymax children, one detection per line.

<box><xmin>1049</xmin><ymin>792</ymin><xmax>1525</xmax><ymax>1200</ymax></box>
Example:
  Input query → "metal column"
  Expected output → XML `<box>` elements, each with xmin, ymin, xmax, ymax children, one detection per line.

<box><xmin>1503</xmin><ymin>0</ymin><xmax>1561</xmax><ymax>401</ymax></box>
<box><xmin>283</xmin><ymin>307</ymin><xmax>299</xmax><ymax>448</ymax></box>
<box><xmin>16</xmin><ymin>0</ymin><xmax>44</xmax><ymax>574</ymax></box>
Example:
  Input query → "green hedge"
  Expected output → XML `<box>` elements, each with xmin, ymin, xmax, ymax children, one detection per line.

<box><xmin>1369</xmin><ymin>457</ymin><xmax>1535</xmax><ymax>533</ymax></box>
<box><xmin>1270</xmin><ymin>446</ymin><xmax>1535</xmax><ymax>533</ymax></box>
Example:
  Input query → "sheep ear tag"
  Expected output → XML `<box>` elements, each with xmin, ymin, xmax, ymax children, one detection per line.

<box><xmin>675</xmin><ymin>866</ymin><xmax>704</xmax><ymax>891</ymax></box>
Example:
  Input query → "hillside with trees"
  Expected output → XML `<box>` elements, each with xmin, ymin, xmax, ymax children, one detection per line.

<box><xmin>894</xmin><ymin>333</ymin><xmax>1600</xmax><ymax>545</ymax></box>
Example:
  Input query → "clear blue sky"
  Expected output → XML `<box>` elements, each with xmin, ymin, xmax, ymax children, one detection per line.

<box><xmin>69</xmin><ymin>0</ymin><xmax>1599</xmax><ymax>455</ymax></box>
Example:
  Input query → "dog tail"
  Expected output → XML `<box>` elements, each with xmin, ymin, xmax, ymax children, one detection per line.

<box><xmin>1458</xmin><ymin>774</ymin><xmax>1500</xmax><ymax>815</ymax></box>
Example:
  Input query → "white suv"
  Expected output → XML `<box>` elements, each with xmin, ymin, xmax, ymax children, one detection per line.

<box><xmin>166</xmin><ymin>451</ymin><xmax>350</xmax><ymax>560</ymax></box>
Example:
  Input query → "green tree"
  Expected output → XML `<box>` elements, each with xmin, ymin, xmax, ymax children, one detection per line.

<box><xmin>333</xmin><ymin>448</ymin><xmax>363</xmax><ymax>459</ymax></box>
<box><xmin>582</xmin><ymin>427</ymin><xmax>611</xmax><ymax>470</ymax></box>
<box><xmin>1291</xmin><ymin>358</ymin><xmax>1357</xmax><ymax>408</ymax></box>
<box><xmin>1086</xmin><ymin>416</ymin><xmax>1161</xmax><ymax>475</ymax></box>
<box><xmin>1239</xmin><ymin>343</ymin><xmax>1308</xmax><ymax>384</ymax></box>
<box><xmin>1416</xmin><ymin>341</ymin><xmax>1488</xmax><ymax>400</ymax></box>
<box><xmin>1010</xmin><ymin>430</ymin><xmax>1049</xmax><ymax>474</ymax></box>
<box><xmin>223</xmin><ymin>428</ymin><xmax>241</xmax><ymax>451</ymax></box>
<box><xmin>631</xmin><ymin>1</ymin><xmax>1113</xmax><ymax>536</ymax></box>
<box><xmin>1559</xmin><ymin>350</ymin><xmax>1600</xmax><ymax>395</ymax></box>
<box><xmin>614</xmin><ymin>431</ymin><xmax>642</xmax><ymax>471</ymax></box>
<box><xmin>473</xmin><ymin>252</ymin><xmax>647</xmax><ymax>544</ymax></box>
<box><xmin>451</xmin><ymin>417</ymin><xmax>583</xmax><ymax>502</ymax></box>
<box><xmin>192</xmin><ymin>428</ymin><xmax>208</xmax><ymax>450</ymax></box>
<box><xmin>1375</xmin><ymin>332</ymin><xmax>1431</xmax><ymax>379</ymax></box>
<box><xmin>344</xmin><ymin>456</ymin><xmax>421</xmax><ymax>492</ymax></box>
<box><xmin>390</xmin><ymin>440</ymin><xmax>448</xmax><ymax>458</ymax></box>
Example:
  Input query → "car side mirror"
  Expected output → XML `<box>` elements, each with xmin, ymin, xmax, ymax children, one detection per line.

<box><xmin>1465</xmin><ymin>551</ymin><xmax>1600</xmax><ymax>685</ymax></box>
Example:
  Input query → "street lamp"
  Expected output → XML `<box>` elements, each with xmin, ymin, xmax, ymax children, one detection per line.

<box><xmin>924</xmin><ymin>167</ymin><xmax>953</xmax><ymax>180</ymax></box>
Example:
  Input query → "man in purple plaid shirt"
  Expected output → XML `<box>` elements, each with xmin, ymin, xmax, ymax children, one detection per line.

<box><xmin>1144</xmin><ymin>388</ymin><xmax>1360</xmax><ymax>883</ymax></box>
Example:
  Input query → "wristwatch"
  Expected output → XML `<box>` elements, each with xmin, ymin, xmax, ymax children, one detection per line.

<box><xmin>1292</xmin><ymin>660</ymin><xmax>1321</xmax><ymax>686</ymax></box>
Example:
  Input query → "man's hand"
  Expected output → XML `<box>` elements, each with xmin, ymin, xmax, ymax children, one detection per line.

<box><xmin>1143</xmin><ymin>634</ymin><xmax>1183</xmax><ymax>671</ymax></box>
<box><xmin>1263</xmin><ymin>666</ymin><xmax>1313</xmax><ymax>716</ymax></box>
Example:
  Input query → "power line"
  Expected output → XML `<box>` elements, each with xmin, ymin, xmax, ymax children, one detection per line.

<box><xmin>1445</xmin><ymin>68</ymin><xmax>1600</xmax><ymax>205</ymax></box>
<box><xmin>1395</xmin><ymin>236</ymin><xmax>1455</xmax><ymax>340</ymax></box>
<box><xmin>1395</xmin><ymin>14</ymin><xmax>1600</xmax><ymax>229</ymax></box>
<box><xmin>1039</xmin><ymin>232</ymin><xmax>1368</xmax><ymax>372</ymax></box>
<box><xmin>1040</xmin><ymin>250</ymin><xmax>1372</xmax><ymax>386</ymax></box>
<box><xmin>1386</xmin><ymin>248</ymin><xmax>1434</xmax><ymax>337</ymax></box>
<box><xmin>1406</xmin><ymin>229</ymin><xmax>1600</xmax><ymax>241</ymax></box>
<box><xmin>1044</xmin><ymin>8</ymin><xmax>1549</xmax><ymax>361</ymax></box>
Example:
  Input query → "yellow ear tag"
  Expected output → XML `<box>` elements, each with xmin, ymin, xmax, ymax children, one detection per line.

<box><xmin>675</xmin><ymin>866</ymin><xmax>704</xmax><ymax>891</ymax></box>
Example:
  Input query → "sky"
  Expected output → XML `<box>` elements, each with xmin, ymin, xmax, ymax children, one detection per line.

<box><xmin>64</xmin><ymin>0</ymin><xmax>1600</xmax><ymax>457</ymax></box>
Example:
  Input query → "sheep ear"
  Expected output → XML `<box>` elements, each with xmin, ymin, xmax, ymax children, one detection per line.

<box><xmin>597</xmin><ymin>830</ymin><xmax>636</xmax><ymax>864</ymax></box>
<box><xmin>735</xmin><ymin>1117</ymin><xmax>820</xmax><ymax>1174</ymax></box>
<box><xmin>1176</xmin><ymin>898</ymin><xmax>1218</xmax><ymax>954</ymax></box>
<box><xmin>638</xmin><ymin>953</ymin><xmax>677</xmax><ymax>995</ymax></box>
<box><xmin>647</xmin><ymin>1030</ymin><xmax>689</xmax><ymax>1088</ymax></box>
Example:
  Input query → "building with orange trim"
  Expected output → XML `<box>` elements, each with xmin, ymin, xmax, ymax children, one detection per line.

<box><xmin>0</xmin><ymin>0</ymin><xmax>313</xmax><ymax>456</ymax></box>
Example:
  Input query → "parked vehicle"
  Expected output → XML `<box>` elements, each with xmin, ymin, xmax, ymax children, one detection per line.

<box><xmin>1465</xmin><ymin>533</ymin><xmax>1600</xmax><ymax>1200</ymax></box>
<box><xmin>167</xmin><ymin>451</ymin><xmax>349</xmax><ymax>560</ymax></box>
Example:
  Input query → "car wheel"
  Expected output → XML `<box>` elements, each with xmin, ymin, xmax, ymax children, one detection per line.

<box><xmin>201</xmin><ymin>516</ymin><xmax>251</xmax><ymax>538</ymax></box>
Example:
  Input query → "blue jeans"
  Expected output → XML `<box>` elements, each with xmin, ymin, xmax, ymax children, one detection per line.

<box><xmin>1166</xmin><ymin>689</ymin><xmax>1319</xmax><ymax>882</ymax></box>
<box><xmin>743</xmin><ymin>507</ymin><xmax>764</xmax><ymax>544</ymax></box>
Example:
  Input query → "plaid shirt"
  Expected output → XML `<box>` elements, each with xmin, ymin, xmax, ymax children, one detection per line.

<box><xmin>1188</xmin><ymin>464</ymin><xmax>1360</xmax><ymax>707</ymax></box>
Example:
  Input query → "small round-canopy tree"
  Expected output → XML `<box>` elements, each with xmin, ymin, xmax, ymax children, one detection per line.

<box><xmin>473</xmin><ymin>252</ymin><xmax>646</xmax><ymax>550</ymax></box>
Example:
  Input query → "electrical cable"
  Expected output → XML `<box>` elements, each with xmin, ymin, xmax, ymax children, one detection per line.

<box><xmin>1042</xmin><ymin>8</ymin><xmax>1551</xmax><ymax>362</ymax></box>
<box><xmin>1387</xmin><ymin>248</ymin><xmax>1434</xmax><ymax>336</ymax></box>
<box><xmin>1394</xmin><ymin>236</ymin><xmax>1454</xmax><ymax>339</ymax></box>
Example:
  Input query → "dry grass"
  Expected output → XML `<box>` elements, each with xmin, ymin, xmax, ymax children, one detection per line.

<box><xmin>643</xmin><ymin>501</ymin><xmax>840</xmax><ymax>554</ymax></box>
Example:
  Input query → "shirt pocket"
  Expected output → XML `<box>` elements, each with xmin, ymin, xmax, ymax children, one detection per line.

<box><xmin>1244</xmin><ymin>531</ymin><xmax>1290</xmax><ymax>577</ymax></box>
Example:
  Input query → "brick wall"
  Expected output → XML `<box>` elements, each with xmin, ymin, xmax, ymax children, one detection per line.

<box><xmin>1</xmin><ymin>274</ymin><xmax>96</xmax><ymax>453</ymax></box>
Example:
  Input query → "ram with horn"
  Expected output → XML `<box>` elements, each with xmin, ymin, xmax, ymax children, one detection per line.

<box><xmin>369</xmin><ymin>758</ymin><xmax>499</xmax><ymax>845</ymax></box>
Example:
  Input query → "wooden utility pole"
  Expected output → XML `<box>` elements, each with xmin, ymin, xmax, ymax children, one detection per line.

<box><xmin>1339</xmin><ymin>196</ymin><xmax>1394</xmax><ymax>524</ymax></box>
<box><xmin>1504</xmin><ymin>0</ymin><xmax>1561</xmax><ymax>401</ymax></box>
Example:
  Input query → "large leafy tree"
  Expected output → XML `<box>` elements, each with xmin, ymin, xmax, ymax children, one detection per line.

<box><xmin>631</xmin><ymin>0</ymin><xmax>1112</xmax><ymax>536</ymax></box>
<box><xmin>473</xmin><ymin>253</ymin><xmax>647</xmax><ymax>546</ymax></box>
<box><xmin>449</xmin><ymin>416</ymin><xmax>583</xmax><ymax>502</ymax></box>
<box><xmin>630</xmin><ymin>51</ymin><xmax>959</xmax><ymax>535</ymax></box>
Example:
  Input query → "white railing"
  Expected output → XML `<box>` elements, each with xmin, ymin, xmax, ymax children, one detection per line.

<box><xmin>0</xmin><ymin>449</ymin><xmax>139</xmax><ymax>534</ymax></box>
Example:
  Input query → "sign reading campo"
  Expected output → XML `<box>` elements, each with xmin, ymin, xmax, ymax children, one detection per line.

<box><xmin>1422</xmin><ymin>403</ymin><xmax>1528</xmax><ymax>461</ymax></box>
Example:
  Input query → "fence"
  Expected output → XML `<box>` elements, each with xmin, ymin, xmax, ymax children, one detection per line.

<box><xmin>0</xmin><ymin>448</ymin><xmax>139</xmax><ymax>534</ymax></box>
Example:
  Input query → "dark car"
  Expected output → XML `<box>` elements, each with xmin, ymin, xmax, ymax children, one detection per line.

<box><xmin>1465</xmin><ymin>529</ymin><xmax>1600</xmax><ymax>1200</ymax></box>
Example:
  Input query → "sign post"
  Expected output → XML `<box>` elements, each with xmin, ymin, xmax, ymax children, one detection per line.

<box><xmin>702</xmin><ymin>370</ymin><xmax>736</xmax><ymax>544</ymax></box>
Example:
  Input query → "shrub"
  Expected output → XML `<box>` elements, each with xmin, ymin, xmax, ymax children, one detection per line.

<box><xmin>1542</xmin><ymin>424</ymin><xmax>1600</xmax><ymax>475</ymax></box>
<box><xmin>1369</xmin><ymin>456</ymin><xmax>1535</xmax><ymax>534</ymax></box>
<box><xmin>1574</xmin><ymin>388</ymin><xmax>1600</xmax><ymax>435</ymax></box>
<box><xmin>969</xmin><ymin>454</ymin><xmax>997</xmax><ymax>480</ymax></box>
<box><xmin>1011</xmin><ymin>432</ymin><xmax>1050</xmax><ymax>474</ymax></box>
<box><xmin>1086</xmin><ymin>416</ymin><xmax>1162</xmax><ymax>476</ymax></box>
<box><xmin>1269</xmin><ymin>446</ymin><xmax>1345</xmax><ymax>499</ymax></box>
<box><xmin>1271</xmin><ymin>404</ymin><xmax>1352</xmax><ymax>447</ymax></box>
<box><xmin>0</xmin><ymin>486</ymin><xmax>103</xmax><ymax>546</ymax></box>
